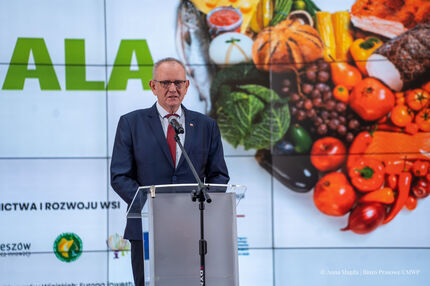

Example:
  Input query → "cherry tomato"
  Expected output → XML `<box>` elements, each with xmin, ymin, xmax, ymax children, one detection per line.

<box><xmin>405</xmin><ymin>196</ymin><xmax>417</xmax><ymax>210</ymax></box>
<box><xmin>412</xmin><ymin>160</ymin><xmax>429</xmax><ymax>177</ymax></box>
<box><xmin>313</xmin><ymin>172</ymin><xmax>357</xmax><ymax>216</ymax></box>
<box><xmin>390</xmin><ymin>105</ymin><xmax>413</xmax><ymax>127</ymax></box>
<box><xmin>333</xmin><ymin>85</ymin><xmax>349</xmax><ymax>103</ymax></box>
<box><xmin>406</xmin><ymin>89</ymin><xmax>429</xmax><ymax>111</ymax></box>
<box><xmin>415</xmin><ymin>108</ymin><xmax>430</xmax><ymax>131</ymax></box>
<box><xmin>387</xmin><ymin>174</ymin><xmax>397</xmax><ymax>190</ymax></box>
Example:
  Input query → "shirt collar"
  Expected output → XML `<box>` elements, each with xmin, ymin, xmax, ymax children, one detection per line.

<box><xmin>156</xmin><ymin>102</ymin><xmax>182</xmax><ymax>118</ymax></box>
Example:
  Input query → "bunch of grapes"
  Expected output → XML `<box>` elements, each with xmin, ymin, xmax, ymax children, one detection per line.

<box><xmin>278</xmin><ymin>59</ymin><xmax>372</xmax><ymax>143</ymax></box>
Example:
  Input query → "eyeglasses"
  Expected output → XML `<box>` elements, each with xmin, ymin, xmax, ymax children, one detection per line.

<box><xmin>153</xmin><ymin>80</ymin><xmax>187</xmax><ymax>89</ymax></box>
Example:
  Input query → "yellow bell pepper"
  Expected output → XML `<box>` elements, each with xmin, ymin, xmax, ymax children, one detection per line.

<box><xmin>350</xmin><ymin>37</ymin><xmax>383</xmax><ymax>75</ymax></box>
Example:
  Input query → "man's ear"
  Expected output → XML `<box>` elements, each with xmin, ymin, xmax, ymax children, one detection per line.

<box><xmin>149</xmin><ymin>80</ymin><xmax>156</xmax><ymax>94</ymax></box>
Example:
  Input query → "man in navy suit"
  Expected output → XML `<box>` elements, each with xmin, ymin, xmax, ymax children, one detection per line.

<box><xmin>110</xmin><ymin>58</ymin><xmax>229</xmax><ymax>286</ymax></box>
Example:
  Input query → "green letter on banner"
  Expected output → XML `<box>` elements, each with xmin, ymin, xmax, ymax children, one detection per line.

<box><xmin>65</xmin><ymin>39</ymin><xmax>104</xmax><ymax>90</ymax></box>
<box><xmin>107</xmin><ymin>40</ymin><xmax>153</xmax><ymax>90</ymax></box>
<box><xmin>2</xmin><ymin>38</ymin><xmax>61</xmax><ymax>90</ymax></box>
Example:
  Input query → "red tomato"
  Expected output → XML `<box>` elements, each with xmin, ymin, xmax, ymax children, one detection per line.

<box><xmin>390</xmin><ymin>105</ymin><xmax>413</xmax><ymax>127</ymax></box>
<box><xmin>415</xmin><ymin>108</ymin><xmax>430</xmax><ymax>131</ymax></box>
<box><xmin>310</xmin><ymin>137</ymin><xmax>347</xmax><ymax>172</ymax></box>
<box><xmin>313</xmin><ymin>172</ymin><xmax>357</xmax><ymax>216</ymax></box>
<box><xmin>406</xmin><ymin>89</ymin><xmax>429</xmax><ymax>111</ymax></box>
<box><xmin>350</xmin><ymin>78</ymin><xmax>395</xmax><ymax>121</ymax></box>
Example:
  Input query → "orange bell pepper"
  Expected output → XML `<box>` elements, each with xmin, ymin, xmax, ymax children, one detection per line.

<box><xmin>359</xmin><ymin>187</ymin><xmax>395</xmax><ymax>204</ymax></box>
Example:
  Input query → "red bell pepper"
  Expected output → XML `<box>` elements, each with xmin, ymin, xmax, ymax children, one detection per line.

<box><xmin>347</xmin><ymin>131</ymin><xmax>373</xmax><ymax>170</ymax></box>
<box><xmin>349</xmin><ymin>157</ymin><xmax>385</xmax><ymax>192</ymax></box>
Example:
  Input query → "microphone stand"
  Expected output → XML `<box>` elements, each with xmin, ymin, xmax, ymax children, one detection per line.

<box><xmin>173</xmin><ymin>131</ymin><xmax>211</xmax><ymax>286</ymax></box>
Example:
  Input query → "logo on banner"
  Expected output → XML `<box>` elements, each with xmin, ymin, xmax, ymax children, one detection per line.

<box><xmin>53</xmin><ymin>233</ymin><xmax>82</xmax><ymax>262</ymax></box>
<box><xmin>0</xmin><ymin>242</ymin><xmax>32</xmax><ymax>258</ymax></box>
<box><xmin>107</xmin><ymin>233</ymin><xmax>130</xmax><ymax>259</ymax></box>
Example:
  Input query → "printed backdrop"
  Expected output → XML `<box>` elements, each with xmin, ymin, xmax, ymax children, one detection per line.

<box><xmin>0</xmin><ymin>0</ymin><xmax>429</xmax><ymax>285</ymax></box>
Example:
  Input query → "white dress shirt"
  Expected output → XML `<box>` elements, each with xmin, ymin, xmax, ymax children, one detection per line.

<box><xmin>156</xmin><ymin>102</ymin><xmax>186</xmax><ymax>168</ymax></box>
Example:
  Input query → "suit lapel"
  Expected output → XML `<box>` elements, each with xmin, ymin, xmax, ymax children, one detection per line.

<box><xmin>147</xmin><ymin>104</ymin><xmax>175</xmax><ymax>167</ymax></box>
<box><xmin>177</xmin><ymin>106</ymin><xmax>197</xmax><ymax>169</ymax></box>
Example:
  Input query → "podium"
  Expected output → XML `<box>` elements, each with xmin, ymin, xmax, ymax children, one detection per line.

<box><xmin>127</xmin><ymin>183</ymin><xmax>246</xmax><ymax>286</ymax></box>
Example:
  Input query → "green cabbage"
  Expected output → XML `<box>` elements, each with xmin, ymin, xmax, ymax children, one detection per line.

<box><xmin>211</xmin><ymin>65</ymin><xmax>290</xmax><ymax>150</ymax></box>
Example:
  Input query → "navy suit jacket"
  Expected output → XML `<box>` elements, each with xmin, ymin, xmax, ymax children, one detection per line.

<box><xmin>110</xmin><ymin>103</ymin><xmax>230</xmax><ymax>240</ymax></box>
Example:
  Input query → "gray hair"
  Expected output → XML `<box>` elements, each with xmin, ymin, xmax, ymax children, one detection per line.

<box><xmin>153</xmin><ymin>57</ymin><xmax>187</xmax><ymax>79</ymax></box>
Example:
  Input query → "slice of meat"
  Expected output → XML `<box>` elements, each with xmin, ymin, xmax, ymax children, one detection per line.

<box><xmin>351</xmin><ymin>0</ymin><xmax>430</xmax><ymax>38</ymax></box>
<box><xmin>366</xmin><ymin>23</ymin><xmax>430</xmax><ymax>91</ymax></box>
<box><xmin>351</xmin><ymin>15</ymin><xmax>406</xmax><ymax>39</ymax></box>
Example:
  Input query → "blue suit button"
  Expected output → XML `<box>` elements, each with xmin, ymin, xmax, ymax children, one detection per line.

<box><xmin>172</xmin><ymin>175</ymin><xmax>177</xmax><ymax>182</ymax></box>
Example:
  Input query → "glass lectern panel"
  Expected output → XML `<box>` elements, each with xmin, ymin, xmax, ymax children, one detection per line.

<box><xmin>126</xmin><ymin>183</ymin><xmax>245</xmax><ymax>286</ymax></box>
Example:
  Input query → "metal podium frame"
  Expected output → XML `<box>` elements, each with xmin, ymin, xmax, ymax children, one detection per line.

<box><xmin>126</xmin><ymin>183</ymin><xmax>246</xmax><ymax>286</ymax></box>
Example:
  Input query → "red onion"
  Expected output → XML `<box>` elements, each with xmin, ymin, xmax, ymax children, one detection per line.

<box><xmin>341</xmin><ymin>203</ymin><xmax>386</xmax><ymax>234</ymax></box>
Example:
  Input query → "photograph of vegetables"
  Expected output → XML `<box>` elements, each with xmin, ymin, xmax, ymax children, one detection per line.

<box><xmin>177</xmin><ymin>0</ymin><xmax>430</xmax><ymax>235</ymax></box>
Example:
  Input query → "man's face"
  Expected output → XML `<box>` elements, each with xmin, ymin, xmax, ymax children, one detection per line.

<box><xmin>149</xmin><ymin>61</ymin><xmax>189</xmax><ymax>113</ymax></box>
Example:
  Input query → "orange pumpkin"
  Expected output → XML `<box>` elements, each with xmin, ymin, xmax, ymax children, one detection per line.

<box><xmin>252</xmin><ymin>20</ymin><xmax>324</xmax><ymax>73</ymax></box>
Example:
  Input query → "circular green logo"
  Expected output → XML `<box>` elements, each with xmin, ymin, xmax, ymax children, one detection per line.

<box><xmin>53</xmin><ymin>233</ymin><xmax>82</xmax><ymax>262</ymax></box>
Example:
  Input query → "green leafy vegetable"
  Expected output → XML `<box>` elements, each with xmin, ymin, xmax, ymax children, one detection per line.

<box><xmin>211</xmin><ymin>64</ymin><xmax>290</xmax><ymax>150</ymax></box>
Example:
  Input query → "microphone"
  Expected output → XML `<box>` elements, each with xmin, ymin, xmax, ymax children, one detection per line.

<box><xmin>168</xmin><ymin>116</ymin><xmax>184</xmax><ymax>134</ymax></box>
